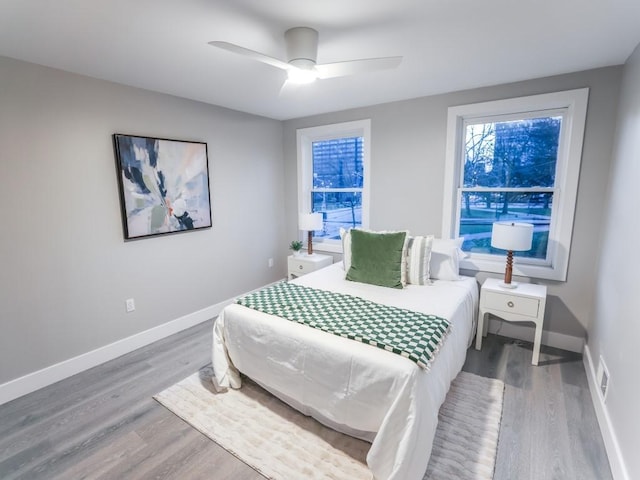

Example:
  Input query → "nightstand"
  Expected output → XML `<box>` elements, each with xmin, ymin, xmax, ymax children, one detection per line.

<box><xmin>287</xmin><ymin>253</ymin><xmax>332</xmax><ymax>280</ymax></box>
<box><xmin>476</xmin><ymin>277</ymin><xmax>547</xmax><ymax>365</ymax></box>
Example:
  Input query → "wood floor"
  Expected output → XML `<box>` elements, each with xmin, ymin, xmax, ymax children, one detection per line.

<box><xmin>0</xmin><ymin>319</ymin><xmax>612</xmax><ymax>480</ymax></box>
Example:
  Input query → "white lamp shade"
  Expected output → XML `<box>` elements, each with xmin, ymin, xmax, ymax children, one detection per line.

<box><xmin>491</xmin><ymin>222</ymin><xmax>534</xmax><ymax>252</ymax></box>
<box><xmin>299</xmin><ymin>212</ymin><xmax>323</xmax><ymax>231</ymax></box>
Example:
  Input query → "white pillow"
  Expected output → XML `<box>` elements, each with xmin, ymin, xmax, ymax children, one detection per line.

<box><xmin>340</xmin><ymin>227</ymin><xmax>410</xmax><ymax>286</ymax></box>
<box><xmin>430</xmin><ymin>238</ymin><xmax>466</xmax><ymax>281</ymax></box>
<box><xmin>340</xmin><ymin>227</ymin><xmax>352</xmax><ymax>271</ymax></box>
<box><xmin>406</xmin><ymin>235</ymin><xmax>434</xmax><ymax>285</ymax></box>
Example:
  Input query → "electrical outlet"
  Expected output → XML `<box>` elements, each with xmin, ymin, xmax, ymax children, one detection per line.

<box><xmin>125</xmin><ymin>298</ymin><xmax>135</xmax><ymax>313</ymax></box>
<box><xmin>268</xmin><ymin>258</ymin><xmax>274</xmax><ymax>268</ymax></box>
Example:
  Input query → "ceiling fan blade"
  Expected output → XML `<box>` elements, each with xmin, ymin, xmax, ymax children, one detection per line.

<box><xmin>315</xmin><ymin>56</ymin><xmax>402</xmax><ymax>79</ymax></box>
<box><xmin>278</xmin><ymin>78</ymin><xmax>304</xmax><ymax>97</ymax></box>
<box><xmin>208</xmin><ymin>41</ymin><xmax>291</xmax><ymax>71</ymax></box>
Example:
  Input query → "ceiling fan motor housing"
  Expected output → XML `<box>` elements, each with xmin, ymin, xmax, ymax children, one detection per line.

<box><xmin>285</xmin><ymin>27</ymin><xmax>318</xmax><ymax>69</ymax></box>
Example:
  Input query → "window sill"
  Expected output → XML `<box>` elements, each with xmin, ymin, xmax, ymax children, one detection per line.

<box><xmin>460</xmin><ymin>257</ymin><xmax>565</xmax><ymax>282</ymax></box>
<box><xmin>308</xmin><ymin>240</ymin><xmax>342</xmax><ymax>254</ymax></box>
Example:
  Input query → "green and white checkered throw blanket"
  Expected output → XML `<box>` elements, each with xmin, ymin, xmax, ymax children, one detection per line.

<box><xmin>236</xmin><ymin>282</ymin><xmax>450</xmax><ymax>370</ymax></box>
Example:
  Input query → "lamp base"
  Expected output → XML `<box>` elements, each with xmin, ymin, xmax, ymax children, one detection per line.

<box><xmin>307</xmin><ymin>231</ymin><xmax>314</xmax><ymax>255</ymax></box>
<box><xmin>500</xmin><ymin>250</ymin><xmax>517</xmax><ymax>289</ymax></box>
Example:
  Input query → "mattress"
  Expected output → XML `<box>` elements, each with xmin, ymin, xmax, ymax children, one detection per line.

<box><xmin>212</xmin><ymin>263</ymin><xmax>478</xmax><ymax>480</ymax></box>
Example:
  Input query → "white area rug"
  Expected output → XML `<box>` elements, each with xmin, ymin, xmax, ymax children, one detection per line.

<box><xmin>154</xmin><ymin>368</ymin><xmax>504</xmax><ymax>480</ymax></box>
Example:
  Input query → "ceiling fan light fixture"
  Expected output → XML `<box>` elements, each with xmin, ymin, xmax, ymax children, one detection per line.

<box><xmin>209</xmin><ymin>25</ymin><xmax>402</xmax><ymax>87</ymax></box>
<box><xmin>287</xmin><ymin>67</ymin><xmax>318</xmax><ymax>84</ymax></box>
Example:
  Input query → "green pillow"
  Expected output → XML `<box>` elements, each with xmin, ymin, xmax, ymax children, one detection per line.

<box><xmin>346</xmin><ymin>229</ymin><xmax>407</xmax><ymax>289</ymax></box>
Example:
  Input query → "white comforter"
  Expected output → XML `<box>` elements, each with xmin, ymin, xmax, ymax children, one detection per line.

<box><xmin>212</xmin><ymin>263</ymin><xmax>478</xmax><ymax>480</ymax></box>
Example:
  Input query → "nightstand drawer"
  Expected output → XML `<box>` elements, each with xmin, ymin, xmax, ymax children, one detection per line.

<box><xmin>287</xmin><ymin>254</ymin><xmax>332</xmax><ymax>279</ymax></box>
<box><xmin>482</xmin><ymin>291</ymin><xmax>540</xmax><ymax>317</ymax></box>
<box><xmin>288</xmin><ymin>258</ymin><xmax>315</xmax><ymax>275</ymax></box>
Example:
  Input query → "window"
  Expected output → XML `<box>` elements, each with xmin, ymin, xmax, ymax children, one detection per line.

<box><xmin>297</xmin><ymin>119</ymin><xmax>371</xmax><ymax>252</ymax></box>
<box><xmin>442</xmin><ymin>89</ymin><xmax>589</xmax><ymax>281</ymax></box>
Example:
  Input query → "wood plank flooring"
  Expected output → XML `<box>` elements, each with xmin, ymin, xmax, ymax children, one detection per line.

<box><xmin>0</xmin><ymin>320</ymin><xmax>612</xmax><ymax>479</ymax></box>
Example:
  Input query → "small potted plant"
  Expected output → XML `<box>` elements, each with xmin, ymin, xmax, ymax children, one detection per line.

<box><xmin>289</xmin><ymin>240</ymin><xmax>303</xmax><ymax>256</ymax></box>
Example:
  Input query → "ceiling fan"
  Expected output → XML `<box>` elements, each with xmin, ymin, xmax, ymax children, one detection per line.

<box><xmin>208</xmin><ymin>27</ymin><xmax>402</xmax><ymax>85</ymax></box>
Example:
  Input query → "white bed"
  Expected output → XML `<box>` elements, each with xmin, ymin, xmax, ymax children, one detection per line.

<box><xmin>212</xmin><ymin>263</ymin><xmax>478</xmax><ymax>480</ymax></box>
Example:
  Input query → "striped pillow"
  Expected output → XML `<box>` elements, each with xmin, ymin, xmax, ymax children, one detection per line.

<box><xmin>406</xmin><ymin>235</ymin><xmax>434</xmax><ymax>285</ymax></box>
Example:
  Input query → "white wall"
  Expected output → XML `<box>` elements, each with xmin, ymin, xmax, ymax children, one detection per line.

<box><xmin>586</xmin><ymin>42</ymin><xmax>640</xmax><ymax>480</ymax></box>
<box><xmin>283</xmin><ymin>67</ymin><xmax>622</xmax><ymax>342</ymax></box>
<box><xmin>0</xmin><ymin>56</ymin><xmax>286</xmax><ymax>386</ymax></box>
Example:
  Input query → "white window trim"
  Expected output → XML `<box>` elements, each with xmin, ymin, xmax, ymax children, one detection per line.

<box><xmin>297</xmin><ymin>119</ymin><xmax>371</xmax><ymax>253</ymax></box>
<box><xmin>442</xmin><ymin>88</ymin><xmax>589</xmax><ymax>281</ymax></box>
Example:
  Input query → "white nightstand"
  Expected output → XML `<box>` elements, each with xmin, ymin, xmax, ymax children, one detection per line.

<box><xmin>476</xmin><ymin>277</ymin><xmax>547</xmax><ymax>365</ymax></box>
<box><xmin>287</xmin><ymin>253</ymin><xmax>332</xmax><ymax>280</ymax></box>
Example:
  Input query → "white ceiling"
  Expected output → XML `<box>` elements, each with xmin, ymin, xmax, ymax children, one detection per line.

<box><xmin>1</xmin><ymin>0</ymin><xmax>639</xmax><ymax>120</ymax></box>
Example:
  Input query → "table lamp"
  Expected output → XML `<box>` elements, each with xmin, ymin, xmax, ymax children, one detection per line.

<box><xmin>491</xmin><ymin>222</ymin><xmax>534</xmax><ymax>288</ymax></box>
<box><xmin>298</xmin><ymin>212</ymin><xmax>323</xmax><ymax>255</ymax></box>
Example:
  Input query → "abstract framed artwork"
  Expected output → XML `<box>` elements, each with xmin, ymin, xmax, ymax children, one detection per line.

<box><xmin>113</xmin><ymin>134</ymin><xmax>212</xmax><ymax>240</ymax></box>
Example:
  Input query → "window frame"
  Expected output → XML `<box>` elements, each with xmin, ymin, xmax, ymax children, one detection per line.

<box><xmin>442</xmin><ymin>89</ymin><xmax>589</xmax><ymax>281</ymax></box>
<box><xmin>297</xmin><ymin>119</ymin><xmax>371</xmax><ymax>253</ymax></box>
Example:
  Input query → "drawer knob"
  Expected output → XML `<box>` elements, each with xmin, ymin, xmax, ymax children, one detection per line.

<box><xmin>299</xmin><ymin>265</ymin><xmax>303</xmax><ymax>270</ymax></box>
<box><xmin>507</xmin><ymin>301</ymin><xmax>514</xmax><ymax>308</ymax></box>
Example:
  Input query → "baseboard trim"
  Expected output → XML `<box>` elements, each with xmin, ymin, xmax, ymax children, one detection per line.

<box><xmin>0</xmin><ymin>279</ymin><xmax>285</xmax><ymax>406</ymax></box>
<box><xmin>583</xmin><ymin>345</ymin><xmax>629</xmax><ymax>480</ymax></box>
<box><xmin>487</xmin><ymin>318</ymin><xmax>584</xmax><ymax>353</ymax></box>
<box><xmin>0</xmin><ymin>303</ymin><xmax>220</xmax><ymax>406</ymax></box>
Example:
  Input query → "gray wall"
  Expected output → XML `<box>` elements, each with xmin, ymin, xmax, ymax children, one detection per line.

<box><xmin>0</xmin><ymin>56</ymin><xmax>286</xmax><ymax>384</ymax></box>
<box><xmin>283</xmin><ymin>67</ymin><xmax>622</xmax><ymax>339</ymax></box>
<box><xmin>0</xmin><ymin>51</ymin><xmax>629</xmax><ymax>411</ymax></box>
<box><xmin>588</xmin><ymin>43</ymin><xmax>640</xmax><ymax>479</ymax></box>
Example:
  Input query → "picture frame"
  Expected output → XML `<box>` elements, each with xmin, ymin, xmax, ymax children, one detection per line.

<box><xmin>113</xmin><ymin>134</ymin><xmax>212</xmax><ymax>240</ymax></box>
